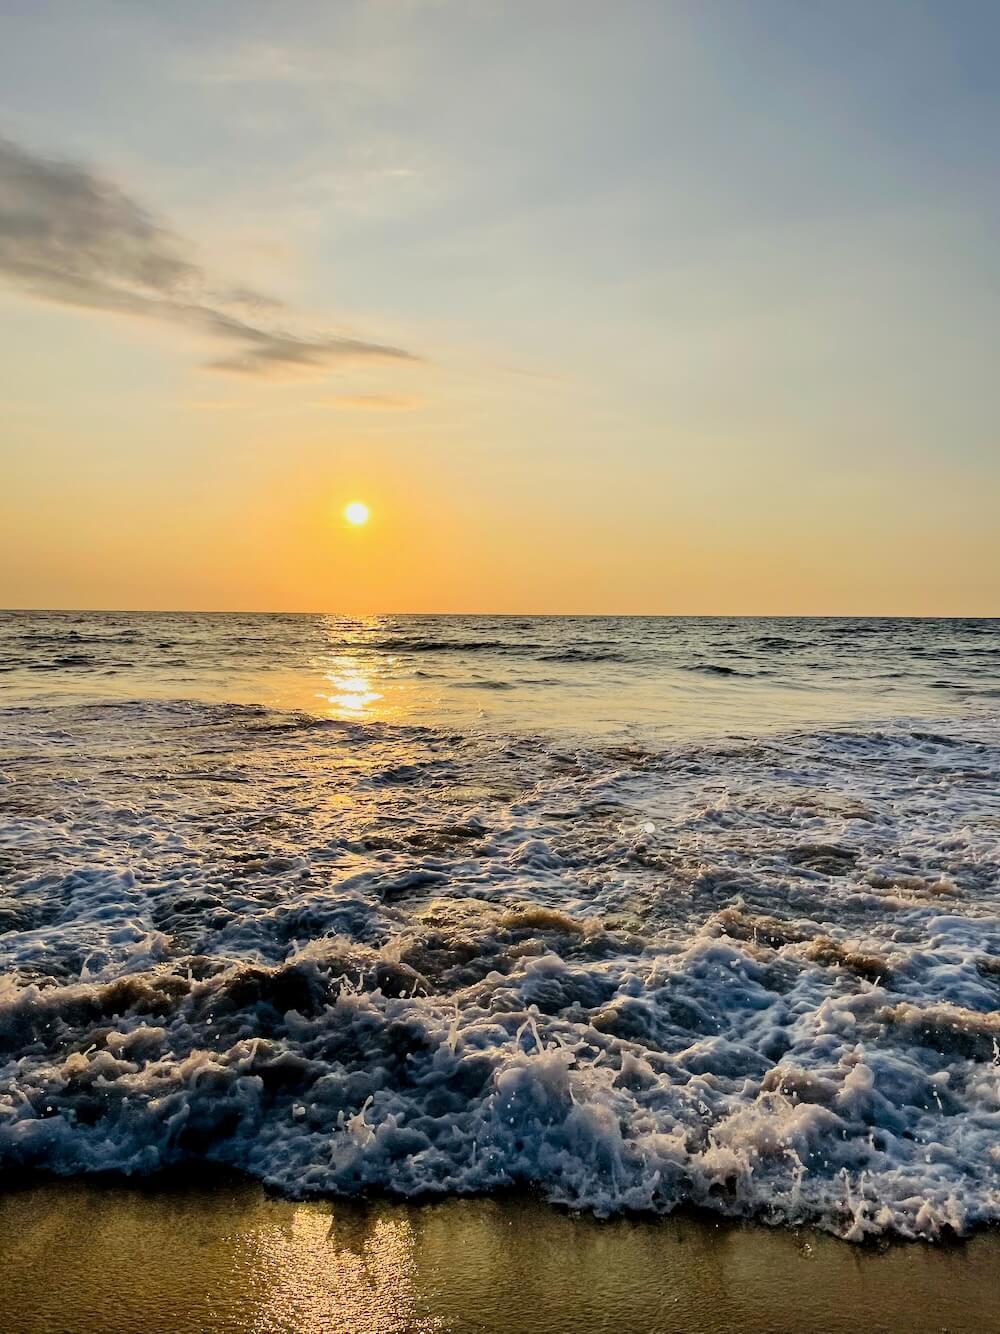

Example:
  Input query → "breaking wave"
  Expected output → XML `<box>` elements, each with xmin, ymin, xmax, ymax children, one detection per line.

<box><xmin>0</xmin><ymin>696</ymin><xmax>998</xmax><ymax>1241</ymax></box>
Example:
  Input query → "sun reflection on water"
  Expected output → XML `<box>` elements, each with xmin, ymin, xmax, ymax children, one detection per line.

<box><xmin>246</xmin><ymin>1204</ymin><xmax>440</xmax><ymax>1333</ymax></box>
<box><xmin>317</xmin><ymin>617</ymin><xmax>389</xmax><ymax>718</ymax></box>
<box><xmin>323</xmin><ymin>659</ymin><xmax>383</xmax><ymax>716</ymax></box>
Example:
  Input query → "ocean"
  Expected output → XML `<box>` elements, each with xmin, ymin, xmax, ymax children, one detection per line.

<box><xmin>0</xmin><ymin>612</ymin><xmax>998</xmax><ymax>1240</ymax></box>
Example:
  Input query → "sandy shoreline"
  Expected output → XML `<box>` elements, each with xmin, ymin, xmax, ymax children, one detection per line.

<box><xmin>0</xmin><ymin>1177</ymin><xmax>996</xmax><ymax>1334</ymax></box>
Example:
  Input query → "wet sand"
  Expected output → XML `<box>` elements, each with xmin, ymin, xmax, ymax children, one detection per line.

<box><xmin>0</xmin><ymin>1178</ymin><xmax>996</xmax><ymax>1333</ymax></box>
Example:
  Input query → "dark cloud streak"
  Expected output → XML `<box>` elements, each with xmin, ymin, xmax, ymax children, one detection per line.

<box><xmin>0</xmin><ymin>135</ymin><xmax>417</xmax><ymax>376</ymax></box>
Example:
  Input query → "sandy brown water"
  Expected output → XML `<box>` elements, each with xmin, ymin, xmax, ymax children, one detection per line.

<box><xmin>0</xmin><ymin>1179</ymin><xmax>996</xmax><ymax>1334</ymax></box>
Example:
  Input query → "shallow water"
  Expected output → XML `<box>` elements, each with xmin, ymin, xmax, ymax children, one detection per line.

<box><xmin>0</xmin><ymin>613</ymin><xmax>998</xmax><ymax>1240</ymax></box>
<box><xmin>1</xmin><ymin>1179</ymin><xmax>998</xmax><ymax>1333</ymax></box>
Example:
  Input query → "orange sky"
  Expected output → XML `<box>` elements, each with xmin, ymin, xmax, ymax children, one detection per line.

<box><xmin>2</xmin><ymin>3</ymin><xmax>998</xmax><ymax>615</ymax></box>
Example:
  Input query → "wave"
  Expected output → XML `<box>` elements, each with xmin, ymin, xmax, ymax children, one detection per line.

<box><xmin>0</xmin><ymin>698</ymin><xmax>998</xmax><ymax>1240</ymax></box>
<box><xmin>681</xmin><ymin>663</ymin><xmax>756</xmax><ymax>678</ymax></box>
<box><xmin>369</xmin><ymin>640</ymin><xmax>635</xmax><ymax>665</ymax></box>
<box><xmin>373</xmin><ymin>638</ymin><xmax>517</xmax><ymax>654</ymax></box>
<box><xmin>537</xmin><ymin>649</ymin><xmax>631</xmax><ymax>663</ymax></box>
<box><xmin>7</xmin><ymin>653</ymin><xmax>107</xmax><ymax>670</ymax></box>
<box><xmin>449</xmin><ymin>679</ymin><xmax>517</xmax><ymax>691</ymax></box>
<box><xmin>1</xmin><ymin>895</ymin><xmax>997</xmax><ymax>1241</ymax></box>
<box><xmin>750</xmin><ymin>636</ymin><xmax>804</xmax><ymax>651</ymax></box>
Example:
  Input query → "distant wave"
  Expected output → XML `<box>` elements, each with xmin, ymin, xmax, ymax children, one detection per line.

<box><xmin>8</xmin><ymin>633</ymin><xmax>121</xmax><ymax>647</ymax></box>
<box><xmin>537</xmin><ymin>649</ymin><xmax>631</xmax><ymax>663</ymax></box>
<box><xmin>681</xmin><ymin>662</ymin><xmax>755</xmax><ymax>678</ymax></box>
<box><xmin>449</xmin><ymin>679</ymin><xmax>517</xmax><ymax>691</ymax></box>
<box><xmin>374</xmin><ymin>638</ymin><xmax>517</xmax><ymax>654</ymax></box>
<box><xmin>372</xmin><ymin>639</ymin><xmax>633</xmax><ymax>665</ymax></box>
<box><xmin>750</xmin><ymin>636</ymin><xmax>802</xmax><ymax>651</ymax></box>
<box><xmin>17</xmin><ymin>653</ymin><xmax>104</xmax><ymax>670</ymax></box>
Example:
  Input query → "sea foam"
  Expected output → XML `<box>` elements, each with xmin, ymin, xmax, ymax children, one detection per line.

<box><xmin>0</xmin><ymin>696</ymin><xmax>997</xmax><ymax>1240</ymax></box>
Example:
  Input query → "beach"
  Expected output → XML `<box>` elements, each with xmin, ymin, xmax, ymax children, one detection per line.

<box><xmin>2</xmin><ymin>1176</ymin><xmax>998</xmax><ymax>1333</ymax></box>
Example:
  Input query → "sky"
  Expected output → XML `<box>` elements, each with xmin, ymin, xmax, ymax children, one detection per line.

<box><xmin>1</xmin><ymin>0</ymin><xmax>998</xmax><ymax>615</ymax></box>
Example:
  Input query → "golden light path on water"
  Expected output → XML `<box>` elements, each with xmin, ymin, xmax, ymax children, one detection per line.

<box><xmin>321</xmin><ymin>659</ymin><xmax>384</xmax><ymax>716</ymax></box>
<box><xmin>243</xmin><ymin>1206</ymin><xmax>428</xmax><ymax>1333</ymax></box>
<box><xmin>315</xmin><ymin>617</ymin><xmax>390</xmax><ymax>719</ymax></box>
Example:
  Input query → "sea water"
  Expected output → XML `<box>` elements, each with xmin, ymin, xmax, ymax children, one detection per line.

<box><xmin>0</xmin><ymin>613</ymin><xmax>997</xmax><ymax>1239</ymax></box>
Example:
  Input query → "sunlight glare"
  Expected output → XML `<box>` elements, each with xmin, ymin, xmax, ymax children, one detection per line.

<box><xmin>343</xmin><ymin>502</ymin><xmax>370</xmax><ymax>526</ymax></box>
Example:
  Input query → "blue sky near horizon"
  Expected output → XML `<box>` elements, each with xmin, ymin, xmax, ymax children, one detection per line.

<box><xmin>1</xmin><ymin>0</ymin><xmax>998</xmax><ymax>613</ymax></box>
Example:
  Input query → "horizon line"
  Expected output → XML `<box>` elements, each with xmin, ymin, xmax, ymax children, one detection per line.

<box><xmin>1</xmin><ymin>607</ymin><xmax>997</xmax><ymax>620</ymax></box>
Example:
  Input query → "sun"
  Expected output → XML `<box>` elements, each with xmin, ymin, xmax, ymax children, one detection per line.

<box><xmin>343</xmin><ymin>501</ymin><xmax>370</xmax><ymax>526</ymax></box>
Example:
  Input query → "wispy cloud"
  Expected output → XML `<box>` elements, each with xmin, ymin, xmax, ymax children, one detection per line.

<box><xmin>0</xmin><ymin>135</ymin><xmax>419</xmax><ymax>377</ymax></box>
<box><xmin>316</xmin><ymin>392</ymin><xmax>424</xmax><ymax>411</ymax></box>
<box><xmin>178</xmin><ymin>41</ymin><xmax>327</xmax><ymax>87</ymax></box>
